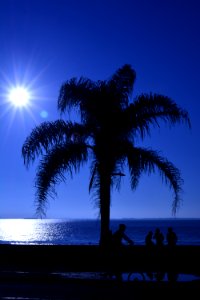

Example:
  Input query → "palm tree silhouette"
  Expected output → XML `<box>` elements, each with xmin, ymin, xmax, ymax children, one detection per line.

<box><xmin>22</xmin><ymin>64</ymin><xmax>191</xmax><ymax>246</ymax></box>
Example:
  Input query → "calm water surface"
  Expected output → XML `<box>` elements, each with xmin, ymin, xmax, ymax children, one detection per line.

<box><xmin>0</xmin><ymin>218</ymin><xmax>200</xmax><ymax>245</ymax></box>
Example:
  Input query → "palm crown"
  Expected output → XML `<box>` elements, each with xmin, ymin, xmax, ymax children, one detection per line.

<box><xmin>22</xmin><ymin>64</ymin><xmax>191</xmax><ymax>246</ymax></box>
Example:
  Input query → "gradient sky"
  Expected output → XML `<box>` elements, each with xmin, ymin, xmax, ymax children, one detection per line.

<box><xmin>0</xmin><ymin>0</ymin><xmax>199</xmax><ymax>219</ymax></box>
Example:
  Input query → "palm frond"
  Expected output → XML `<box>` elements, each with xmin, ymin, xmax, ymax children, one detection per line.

<box><xmin>108</xmin><ymin>64</ymin><xmax>136</xmax><ymax>106</ymax></box>
<box><xmin>22</xmin><ymin>120</ymin><xmax>66</xmax><ymax>166</ymax></box>
<box><xmin>89</xmin><ymin>161</ymin><xmax>98</xmax><ymax>193</ymax></box>
<box><xmin>88</xmin><ymin>160</ymin><xmax>101</xmax><ymax>216</ymax></box>
<box><xmin>129</xmin><ymin>93</ymin><xmax>191</xmax><ymax>138</ymax></box>
<box><xmin>58</xmin><ymin>77</ymin><xmax>96</xmax><ymax>114</ymax></box>
<box><xmin>127</xmin><ymin>146</ymin><xmax>183</xmax><ymax>215</ymax></box>
<box><xmin>35</xmin><ymin>142</ymin><xmax>88</xmax><ymax>217</ymax></box>
<box><xmin>22</xmin><ymin>121</ymin><xmax>89</xmax><ymax>167</ymax></box>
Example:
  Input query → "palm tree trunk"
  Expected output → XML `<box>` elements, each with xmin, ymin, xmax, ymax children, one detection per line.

<box><xmin>99</xmin><ymin>171</ymin><xmax>111</xmax><ymax>248</ymax></box>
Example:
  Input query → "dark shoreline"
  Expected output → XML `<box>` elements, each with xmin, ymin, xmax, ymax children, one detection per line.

<box><xmin>0</xmin><ymin>244</ymin><xmax>200</xmax><ymax>298</ymax></box>
<box><xmin>1</xmin><ymin>244</ymin><xmax>200</xmax><ymax>273</ymax></box>
<box><xmin>0</xmin><ymin>272</ymin><xmax>200</xmax><ymax>299</ymax></box>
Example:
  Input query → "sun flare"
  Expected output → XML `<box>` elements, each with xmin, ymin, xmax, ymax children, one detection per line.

<box><xmin>8</xmin><ymin>86</ymin><xmax>30</xmax><ymax>107</ymax></box>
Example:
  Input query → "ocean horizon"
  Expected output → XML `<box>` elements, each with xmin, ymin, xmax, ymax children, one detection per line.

<box><xmin>0</xmin><ymin>218</ymin><xmax>200</xmax><ymax>246</ymax></box>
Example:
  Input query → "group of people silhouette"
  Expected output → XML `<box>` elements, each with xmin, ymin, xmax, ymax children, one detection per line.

<box><xmin>108</xmin><ymin>223</ymin><xmax>178</xmax><ymax>248</ymax></box>
<box><xmin>145</xmin><ymin>227</ymin><xmax>178</xmax><ymax>247</ymax></box>
<box><xmin>144</xmin><ymin>227</ymin><xmax>178</xmax><ymax>281</ymax></box>
<box><xmin>105</xmin><ymin>224</ymin><xmax>178</xmax><ymax>281</ymax></box>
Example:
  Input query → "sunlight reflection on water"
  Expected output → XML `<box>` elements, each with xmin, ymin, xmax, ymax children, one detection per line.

<box><xmin>0</xmin><ymin>218</ymin><xmax>101</xmax><ymax>245</ymax></box>
<box><xmin>0</xmin><ymin>219</ymin><xmax>68</xmax><ymax>244</ymax></box>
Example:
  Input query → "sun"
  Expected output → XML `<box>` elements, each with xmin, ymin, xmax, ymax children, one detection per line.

<box><xmin>8</xmin><ymin>86</ymin><xmax>30</xmax><ymax>107</ymax></box>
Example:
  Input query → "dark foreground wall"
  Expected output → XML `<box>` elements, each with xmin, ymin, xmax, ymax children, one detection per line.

<box><xmin>0</xmin><ymin>244</ymin><xmax>200</xmax><ymax>276</ymax></box>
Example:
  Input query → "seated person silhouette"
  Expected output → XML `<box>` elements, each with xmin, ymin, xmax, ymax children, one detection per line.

<box><xmin>111</xmin><ymin>224</ymin><xmax>134</xmax><ymax>281</ymax></box>
<box><xmin>112</xmin><ymin>223</ymin><xmax>134</xmax><ymax>248</ymax></box>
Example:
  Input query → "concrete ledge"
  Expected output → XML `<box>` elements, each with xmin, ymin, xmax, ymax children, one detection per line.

<box><xmin>0</xmin><ymin>244</ymin><xmax>200</xmax><ymax>276</ymax></box>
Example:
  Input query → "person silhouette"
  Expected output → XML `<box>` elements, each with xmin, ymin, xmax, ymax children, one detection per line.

<box><xmin>112</xmin><ymin>224</ymin><xmax>134</xmax><ymax>248</ymax></box>
<box><xmin>153</xmin><ymin>228</ymin><xmax>165</xmax><ymax>281</ymax></box>
<box><xmin>145</xmin><ymin>230</ymin><xmax>155</xmax><ymax>280</ymax></box>
<box><xmin>166</xmin><ymin>227</ymin><xmax>178</xmax><ymax>247</ymax></box>
<box><xmin>145</xmin><ymin>230</ymin><xmax>155</xmax><ymax>248</ymax></box>
<box><xmin>111</xmin><ymin>224</ymin><xmax>134</xmax><ymax>281</ymax></box>
<box><xmin>166</xmin><ymin>227</ymin><xmax>178</xmax><ymax>282</ymax></box>
<box><xmin>153</xmin><ymin>228</ymin><xmax>164</xmax><ymax>247</ymax></box>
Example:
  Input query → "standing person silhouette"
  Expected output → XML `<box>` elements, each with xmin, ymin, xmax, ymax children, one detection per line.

<box><xmin>111</xmin><ymin>224</ymin><xmax>134</xmax><ymax>281</ymax></box>
<box><xmin>145</xmin><ymin>230</ymin><xmax>155</xmax><ymax>280</ymax></box>
<box><xmin>153</xmin><ymin>228</ymin><xmax>165</xmax><ymax>281</ymax></box>
<box><xmin>166</xmin><ymin>227</ymin><xmax>178</xmax><ymax>282</ymax></box>
<box><xmin>153</xmin><ymin>228</ymin><xmax>164</xmax><ymax>247</ymax></box>
<box><xmin>166</xmin><ymin>227</ymin><xmax>178</xmax><ymax>247</ymax></box>
<box><xmin>145</xmin><ymin>230</ymin><xmax>155</xmax><ymax>248</ymax></box>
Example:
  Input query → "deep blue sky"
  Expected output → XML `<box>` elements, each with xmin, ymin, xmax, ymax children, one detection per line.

<box><xmin>0</xmin><ymin>0</ymin><xmax>199</xmax><ymax>219</ymax></box>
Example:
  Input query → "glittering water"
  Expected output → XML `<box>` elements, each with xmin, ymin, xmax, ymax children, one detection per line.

<box><xmin>0</xmin><ymin>218</ymin><xmax>200</xmax><ymax>245</ymax></box>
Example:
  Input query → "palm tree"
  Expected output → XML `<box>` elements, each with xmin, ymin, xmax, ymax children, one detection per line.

<box><xmin>22</xmin><ymin>64</ymin><xmax>191</xmax><ymax>246</ymax></box>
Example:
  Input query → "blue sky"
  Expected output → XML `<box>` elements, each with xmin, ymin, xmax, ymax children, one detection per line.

<box><xmin>0</xmin><ymin>0</ymin><xmax>199</xmax><ymax>219</ymax></box>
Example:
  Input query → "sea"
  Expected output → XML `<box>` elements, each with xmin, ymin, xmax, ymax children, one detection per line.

<box><xmin>0</xmin><ymin>218</ymin><xmax>200</xmax><ymax>245</ymax></box>
<box><xmin>0</xmin><ymin>218</ymin><xmax>200</xmax><ymax>282</ymax></box>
